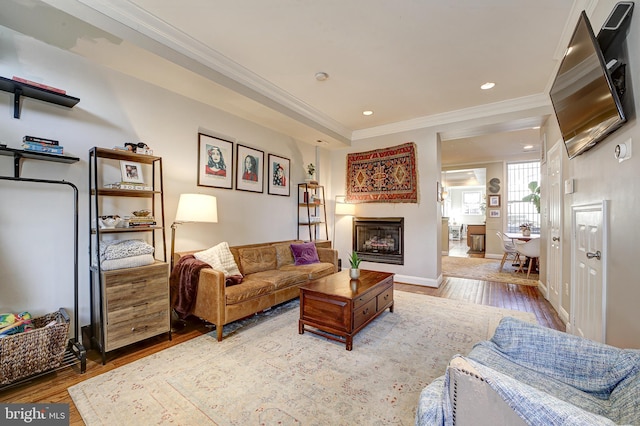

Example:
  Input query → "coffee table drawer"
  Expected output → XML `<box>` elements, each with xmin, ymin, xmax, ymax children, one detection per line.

<box><xmin>353</xmin><ymin>297</ymin><xmax>377</xmax><ymax>329</ymax></box>
<box><xmin>377</xmin><ymin>286</ymin><xmax>393</xmax><ymax>309</ymax></box>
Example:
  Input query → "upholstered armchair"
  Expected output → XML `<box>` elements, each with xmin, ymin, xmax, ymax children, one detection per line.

<box><xmin>416</xmin><ymin>317</ymin><xmax>640</xmax><ymax>425</ymax></box>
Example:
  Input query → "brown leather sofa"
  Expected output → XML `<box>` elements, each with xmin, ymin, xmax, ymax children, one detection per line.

<box><xmin>174</xmin><ymin>240</ymin><xmax>338</xmax><ymax>341</ymax></box>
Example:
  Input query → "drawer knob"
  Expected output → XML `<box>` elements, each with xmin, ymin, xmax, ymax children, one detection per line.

<box><xmin>362</xmin><ymin>308</ymin><xmax>369</xmax><ymax>315</ymax></box>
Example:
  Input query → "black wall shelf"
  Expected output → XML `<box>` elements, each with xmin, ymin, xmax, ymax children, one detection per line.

<box><xmin>0</xmin><ymin>76</ymin><xmax>80</xmax><ymax>119</ymax></box>
<box><xmin>0</xmin><ymin>146</ymin><xmax>79</xmax><ymax>178</ymax></box>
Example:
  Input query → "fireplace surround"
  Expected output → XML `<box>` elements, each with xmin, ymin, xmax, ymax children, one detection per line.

<box><xmin>352</xmin><ymin>217</ymin><xmax>404</xmax><ymax>265</ymax></box>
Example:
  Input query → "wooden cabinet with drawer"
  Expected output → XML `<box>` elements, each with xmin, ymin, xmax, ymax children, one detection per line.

<box><xmin>101</xmin><ymin>262</ymin><xmax>170</xmax><ymax>352</ymax></box>
<box><xmin>89</xmin><ymin>148</ymin><xmax>169</xmax><ymax>363</ymax></box>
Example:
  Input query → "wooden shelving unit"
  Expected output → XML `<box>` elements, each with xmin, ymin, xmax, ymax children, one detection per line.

<box><xmin>88</xmin><ymin>147</ymin><xmax>170</xmax><ymax>364</ymax></box>
<box><xmin>297</xmin><ymin>183</ymin><xmax>328</xmax><ymax>241</ymax></box>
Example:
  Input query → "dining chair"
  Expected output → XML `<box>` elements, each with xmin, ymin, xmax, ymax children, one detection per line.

<box><xmin>514</xmin><ymin>238</ymin><xmax>540</xmax><ymax>279</ymax></box>
<box><xmin>496</xmin><ymin>231</ymin><xmax>520</xmax><ymax>272</ymax></box>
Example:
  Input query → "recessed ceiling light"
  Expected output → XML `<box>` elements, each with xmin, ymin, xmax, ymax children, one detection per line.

<box><xmin>523</xmin><ymin>145</ymin><xmax>534</xmax><ymax>150</ymax></box>
<box><xmin>480</xmin><ymin>82</ymin><xmax>495</xmax><ymax>90</ymax></box>
<box><xmin>363</xmin><ymin>110</ymin><xmax>374</xmax><ymax>116</ymax></box>
<box><xmin>315</xmin><ymin>72</ymin><xmax>329</xmax><ymax>81</ymax></box>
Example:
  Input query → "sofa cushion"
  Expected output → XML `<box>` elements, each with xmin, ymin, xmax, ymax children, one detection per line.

<box><xmin>225</xmin><ymin>278</ymin><xmax>275</xmax><ymax>305</ymax></box>
<box><xmin>194</xmin><ymin>241</ymin><xmax>241</xmax><ymax>277</ymax></box>
<box><xmin>280</xmin><ymin>262</ymin><xmax>335</xmax><ymax>280</ymax></box>
<box><xmin>237</xmin><ymin>246</ymin><xmax>277</xmax><ymax>275</ymax></box>
<box><xmin>246</xmin><ymin>269</ymin><xmax>307</xmax><ymax>290</ymax></box>
<box><xmin>290</xmin><ymin>242</ymin><xmax>320</xmax><ymax>265</ymax></box>
<box><xmin>273</xmin><ymin>243</ymin><xmax>295</xmax><ymax>268</ymax></box>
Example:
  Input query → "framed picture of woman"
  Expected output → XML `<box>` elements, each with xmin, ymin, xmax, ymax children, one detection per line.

<box><xmin>197</xmin><ymin>133</ymin><xmax>233</xmax><ymax>189</ymax></box>
<box><xmin>236</xmin><ymin>144</ymin><xmax>264</xmax><ymax>193</ymax></box>
<box><xmin>268</xmin><ymin>154</ymin><xmax>290</xmax><ymax>196</ymax></box>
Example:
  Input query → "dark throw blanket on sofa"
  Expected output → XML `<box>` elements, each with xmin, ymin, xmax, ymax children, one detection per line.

<box><xmin>170</xmin><ymin>255</ymin><xmax>211</xmax><ymax>319</ymax></box>
<box><xmin>170</xmin><ymin>255</ymin><xmax>243</xmax><ymax>319</ymax></box>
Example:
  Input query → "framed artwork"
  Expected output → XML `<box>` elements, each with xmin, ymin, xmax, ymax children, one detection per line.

<box><xmin>489</xmin><ymin>209</ymin><xmax>501</xmax><ymax>218</ymax></box>
<box><xmin>236</xmin><ymin>144</ymin><xmax>264</xmax><ymax>193</ymax></box>
<box><xmin>488</xmin><ymin>194</ymin><xmax>501</xmax><ymax>207</ymax></box>
<box><xmin>267</xmin><ymin>153</ymin><xmax>290</xmax><ymax>196</ymax></box>
<box><xmin>541</xmin><ymin>133</ymin><xmax>547</xmax><ymax>164</ymax></box>
<box><xmin>197</xmin><ymin>133</ymin><xmax>233</xmax><ymax>189</ymax></box>
<box><xmin>120</xmin><ymin>160</ymin><xmax>144</xmax><ymax>184</ymax></box>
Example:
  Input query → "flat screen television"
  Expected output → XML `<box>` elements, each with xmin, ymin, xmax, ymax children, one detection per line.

<box><xmin>550</xmin><ymin>11</ymin><xmax>626</xmax><ymax>159</ymax></box>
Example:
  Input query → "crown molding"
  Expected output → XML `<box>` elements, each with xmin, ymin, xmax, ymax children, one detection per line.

<box><xmin>69</xmin><ymin>0</ymin><xmax>352</xmax><ymax>142</ymax></box>
<box><xmin>352</xmin><ymin>93</ymin><xmax>552</xmax><ymax>141</ymax></box>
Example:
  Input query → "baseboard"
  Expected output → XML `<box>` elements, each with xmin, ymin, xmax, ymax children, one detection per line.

<box><xmin>395</xmin><ymin>273</ymin><xmax>440</xmax><ymax>288</ymax></box>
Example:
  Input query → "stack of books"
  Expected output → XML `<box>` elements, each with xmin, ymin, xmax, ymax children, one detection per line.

<box><xmin>103</xmin><ymin>182</ymin><xmax>152</xmax><ymax>191</ymax></box>
<box><xmin>125</xmin><ymin>215</ymin><xmax>156</xmax><ymax>228</ymax></box>
<box><xmin>22</xmin><ymin>136</ymin><xmax>63</xmax><ymax>155</ymax></box>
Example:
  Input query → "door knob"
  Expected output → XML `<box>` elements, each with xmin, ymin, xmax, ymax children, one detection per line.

<box><xmin>586</xmin><ymin>250</ymin><xmax>601</xmax><ymax>260</ymax></box>
<box><xmin>552</xmin><ymin>236</ymin><xmax>560</xmax><ymax>241</ymax></box>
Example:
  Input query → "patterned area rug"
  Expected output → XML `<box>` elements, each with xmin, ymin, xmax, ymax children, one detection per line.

<box><xmin>346</xmin><ymin>142</ymin><xmax>418</xmax><ymax>203</ymax></box>
<box><xmin>68</xmin><ymin>292</ymin><xmax>535</xmax><ymax>425</ymax></box>
<box><xmin>443</xmin><ymin>256</ymin><xmax>539</xmax><ymax>286</ymax></box>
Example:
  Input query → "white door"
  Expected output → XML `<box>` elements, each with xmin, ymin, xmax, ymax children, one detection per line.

<box><xmin>546</xmin><ymin>142</ymin><xmax>562</xmax><ymax>314</ymax></box>
<box><xmin>571</xmin><ymin>202</ymin><xmax>607</xmax><ymax>343</ymax></box>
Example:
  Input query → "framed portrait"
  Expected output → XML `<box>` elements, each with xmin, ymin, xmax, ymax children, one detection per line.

<box><xmin>236</xmin><ymin>144</ymin><xmax>264</xmax><ymax>193</ymax></box>
<box><xmin>120</xmin><ymin>160</ymin><xmax>144</xmax><ymax>184</ymax></box>
<box><xmin>197</xmin><ymin>133</ymin><xmax>233</xmax><ymax>189</ymax></box>
<box><xmin>267</xmin><ymin>154</ymin><xmax>290</xmax><ymax>196</ymax></box>
<box><xmin>489</xmin><ymin>209</ymin><xmax>501</xmax><ymax>218</ymax></box>
<box><xmin>488</xmin><ymin>194</ymin><xmax>501</xmax><ymax>207</ymax></box>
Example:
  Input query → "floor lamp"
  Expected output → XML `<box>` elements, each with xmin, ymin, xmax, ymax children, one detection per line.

<box><xmin>170</xmin><ymin>193</ymin><xmax>219</xmax><ymax>270</ymax></box>
<box><xmin>333</xmin><ymin>196</ymin><xmax>356</xmax><ymax>266</ymax></box>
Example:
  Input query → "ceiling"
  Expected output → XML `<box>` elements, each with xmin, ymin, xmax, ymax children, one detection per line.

<box><xmin>8</xmin><ymin>0</ymin><xmax>601</xmax><ymax>161</ymax></box>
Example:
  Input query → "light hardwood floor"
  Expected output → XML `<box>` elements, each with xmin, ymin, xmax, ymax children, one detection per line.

<box><xmin>0</xmin><ymin>260</ymin><xmax>564</xmax><ymax>425</ymax></box>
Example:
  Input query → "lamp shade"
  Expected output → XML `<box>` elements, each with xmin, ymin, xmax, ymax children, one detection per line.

<box><xmin>335</xmin><ymin>201</ymin><xmax>355</xmax><ymax>216</ymax></box>
<box><xmin>175</xmin><ymin>193</ymin><xmax>218</xmax><ymax>223</ymax></box>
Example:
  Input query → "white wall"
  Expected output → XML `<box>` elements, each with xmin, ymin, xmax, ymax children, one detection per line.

<box><xmin>0</xmin><ymin>25</ymin><xmax>320</xmax><ymax>330</ymax></box>
<box><xmin>330</xmin><ymin>128</ymin><xmax>442</xmax><ymax>287</ymax></box>
<box><xmin>540</xmin><ymin>0</ymin><xmax>640</xmax><ymax>348</ymax></box>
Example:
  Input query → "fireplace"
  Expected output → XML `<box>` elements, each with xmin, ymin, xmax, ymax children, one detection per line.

<box><xmin>353</xmin><ymin>217</ymin><xmax>404</xmax><ymax>265</ymax></box>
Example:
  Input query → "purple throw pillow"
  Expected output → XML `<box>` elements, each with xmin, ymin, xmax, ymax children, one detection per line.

<box><xmin>291</xmin><ymin>242</ymin><xmax>320</xmax><ymax>265</ymax></box>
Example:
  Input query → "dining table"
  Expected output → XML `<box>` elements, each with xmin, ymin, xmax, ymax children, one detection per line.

<box><xmin>504</xmin><ymin>232</ymin><xmax>540</xmax><ymax>242</ymax></box>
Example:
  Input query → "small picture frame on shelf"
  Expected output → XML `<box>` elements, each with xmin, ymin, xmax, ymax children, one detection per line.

<box><xmin>488</xmin><ymin>194</ymin><xmax>501</xmax><ymax>207</ymax></box>
<box><xmin>120</xmin><ymin>160</ymin><xmax>144</xmax><ymax>184</ymax></box>
<box><xmin>236</xmin><ymin>144</ymin><xmax>264</xmax><ymax>193</ymax></box>
<box><xmin>267</xmin><ymin>154</ymin><xmax>290</xmax><ymax>196</ymax></box>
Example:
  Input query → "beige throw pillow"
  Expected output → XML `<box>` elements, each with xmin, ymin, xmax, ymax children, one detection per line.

<box><xmin>194</xmin><ymin>241</ymin><xmax>241</xmax><ymax>277</ymax></box>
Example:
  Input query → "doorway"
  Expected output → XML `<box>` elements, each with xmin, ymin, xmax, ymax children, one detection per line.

<box><xmin>441</xmin><ymin>168</ymin><xmax>486</xmax><ymax>258</ymax></box>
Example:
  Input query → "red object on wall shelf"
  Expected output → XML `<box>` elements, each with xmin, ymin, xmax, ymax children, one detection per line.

<box><xmin>12</xmin><ymin>76</ymin><xmax>66</xmax><ymax>94</ymax></box>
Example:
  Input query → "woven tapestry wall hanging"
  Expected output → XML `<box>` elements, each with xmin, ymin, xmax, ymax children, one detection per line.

<box><xmin>346</xmin><ymin>142</ymin><xmax>418</xmax><ymax>203</ymax></box>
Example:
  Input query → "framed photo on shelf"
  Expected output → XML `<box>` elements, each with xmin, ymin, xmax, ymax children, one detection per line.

<box><xmin>488</xmin><ymin>194</ymin><xmax>501</xmax><ymax>207</ymax></box>
<box><xmin>489</xmin><ymin>209</ymin><xmax>501</xmax><ymax>218</ymax></box>
<box><xmin>267</xmin><ymin>153</ymin><xmax>290</xmax><ymax>196</ymax></box>
<box><xmin>197</xmin><ymin>133</ymin><xmax>233</xmax><ymax>189</ymax></box>
<box><xmin>120</xmin><ymin>160</ymin><xmax>144</xmax><ymax>184</ymax></box>
<box><xmin>236</xmin><ymin>144</ymin><xmax>264</xmax><ymax>193</ymax></box>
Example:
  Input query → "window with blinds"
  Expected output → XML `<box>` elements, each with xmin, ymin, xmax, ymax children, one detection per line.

<box><xmin>507</xmin><ymin>161</ymin><xmax>540</xmax><ymax>233</ymax></box>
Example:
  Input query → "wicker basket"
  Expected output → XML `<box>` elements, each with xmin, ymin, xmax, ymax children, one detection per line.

<box><xmin>0</xmin><ymin>309</ymin><xmax>70</xmax><ymax>385</ymax></box>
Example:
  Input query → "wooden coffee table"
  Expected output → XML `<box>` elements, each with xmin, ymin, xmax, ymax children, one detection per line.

<box><xmin>298</xmin><ymin>269</ymin><xmax>394</xmax><ymax>350</ymax></box>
